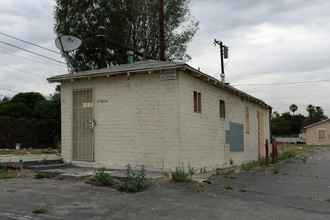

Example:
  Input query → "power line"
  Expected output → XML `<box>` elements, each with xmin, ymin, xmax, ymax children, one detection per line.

<box><xmin>226</xmin><ymin>69</ymin><xmax>289</xmax><ymax>108</ymax></box>
<box><xmin>232</xmin><ymin>79</ymin><xmax>330</xmax><ymax>86</ymax></box>
<box><xmin>0</xmin><ymin>62</ymin><xmax>46</xmax><ymax>79</ymax></box>
<box><xmin>0</xmin><ymin>48</ymin><xmax>64</xmax><ymax>69</ymax></box>
<box><xmin>0</xmin><ymin>31</ymin><xmax>60</xmax><ymax>54</ymax></box>
<box><xmin>0</xmin><ymin>40</ymin><xmax>66</xmax><ymax>65</ymax></box>
<box><xmin>0</xmin><ymin>87</ymin><xmax>19</xmax><ymax>93</ymax></box>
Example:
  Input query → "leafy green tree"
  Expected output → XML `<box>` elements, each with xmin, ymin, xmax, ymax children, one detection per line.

<box><xmin>0</xmin><ymin>90</ymin><xmax>61</xmax><ymax>148</ymax></box>
<box><xmin>271</xmin><ymin>115</ymin><xmax>290</xmax><ymax>136</ymax></box>
<box><xmin>304</xmin><ymin>104</ymin><xmax>328</xmax><ymax>126</ymax></box>
<box><xmin>11</xmin><ymin>92</ymin><xmax>45</xmax><ymax>110</ymax></box>
<box><xmin>50</xmin><ymin>85</ymin><xmax>61</xmax><ymax>101</ymax></box>
<box><xmin>54</xmin><ymin>0</ymin><xmax>199</xmax><ymax>71</ymax></box>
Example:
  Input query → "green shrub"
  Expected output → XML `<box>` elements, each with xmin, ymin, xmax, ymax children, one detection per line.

<box><xmin>89</xmin><ymin>167</ymin><xmax>114</xmax><ymax>186</ymax></box>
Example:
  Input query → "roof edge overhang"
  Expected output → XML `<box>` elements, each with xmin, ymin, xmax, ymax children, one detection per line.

<box><xmin>303</xmin><ymin>118</ymin><xmax>330</xmax><ymax>129</ymax></box>
<box><xmin>47</xmin><ymin>61</ymin><xmax>272</xmax><ymax>110</ymax></box>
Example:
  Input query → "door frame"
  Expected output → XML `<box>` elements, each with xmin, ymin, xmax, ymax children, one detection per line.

<box><xmin>72</xmin><ymin>88</ymin><xmax>94</xmax><ymax>161</ymax></box>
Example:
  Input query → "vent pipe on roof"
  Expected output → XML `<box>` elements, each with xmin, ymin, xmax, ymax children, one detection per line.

<box><xmin>127</xmin><ymin>51</ymin><xmax>134</xmax><ymax>64</ymax></box>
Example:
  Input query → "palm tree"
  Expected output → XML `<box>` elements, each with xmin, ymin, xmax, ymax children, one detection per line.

<box><xmin>289</xmin><ymin>104</ymin><xmax>298</xmax><ymax>115</ymax></box>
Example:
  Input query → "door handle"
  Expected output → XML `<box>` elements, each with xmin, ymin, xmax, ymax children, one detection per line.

<box><xmin>89</xmin><ymin>120</ymin><xmax>95</xmax><ymax>132</ymax></box>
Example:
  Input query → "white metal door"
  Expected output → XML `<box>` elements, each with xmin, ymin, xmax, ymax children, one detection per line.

<box><xmin>72</xmin><ymin>89</ymin><xmax>94</xmax><ymax>161</ymax></box>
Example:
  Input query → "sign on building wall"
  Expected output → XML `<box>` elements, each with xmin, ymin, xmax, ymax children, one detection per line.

<box><xmin>160</xmin><ymin>69</ymin><xmax>177</xmax><ymax>80</ymax></box>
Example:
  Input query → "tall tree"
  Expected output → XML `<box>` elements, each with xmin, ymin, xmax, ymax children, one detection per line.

<box><xmin>54</xmin><ymin>0</ymin><xmax>199</xmax><ymax>71</ymax></box>
<box><xmin>289</xmin><ymin>104</ymin><xmax>298</xmax><ymax>115</ymax></box>
<box><xmin>304</xmin><ymin>104</ymin><xmax>328</xmax><ymax>126</ymax></box>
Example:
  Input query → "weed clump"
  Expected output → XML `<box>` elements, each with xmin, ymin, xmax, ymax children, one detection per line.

<box><xmin>116</xmin><ymin>164</ymin><xmax>147</xmax><ymax>193</ymax></box>
<box><xmin>172</xmin><ymin>164</ymin><xmax>195</xmax><ymax>182</ymax></box>
<box><xmin>88</xmin><ymin>167</ymin><xmax>114</xmax><ymax>186</ymax></box>
<box><xmin>240</xmin><ymin>158</ymin><xmax>265</xmax><ymax>172</ymax></box>
<box><xmin>224</xmin><ymin>184</ymin><xmax>234</xmax><ymax>190</ymax></box>
<box><xmin>31</xmin><ymin>206</ymin><xmax>48</xmax><ymax>214</ymax></box>
<box><xmin>34</xmin><ymin>172</ymin><xmax>59</xmax><ymax>179</ymax></box>
<box><xmin>0</xmin><ymin>165</ymin><xmax>10</xmax><ymax>179</ymax></box>
<box><xmin>88</xmin><ymin>165</ymin><xmax>148</xmax><ymax>193</ymax></box>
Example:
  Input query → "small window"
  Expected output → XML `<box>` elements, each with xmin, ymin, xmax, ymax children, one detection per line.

<box><xmin>318</xmin><ymin>129</ymin><xmax>325</xmax><ymax>140</ymax></box>
<box><xmin>194</xmin><ymin>91</ymin><xmax>201</xmax><ymax>113</ymax></box>
<box><xmin>245</xmin><ymin>107</ymin><xmax>249</xmax><ymax>134</ymax></box>
<box><xmin>220</xmin><ymin>100</ymin><xmax>225</xmax><ymax>118</ymax></box>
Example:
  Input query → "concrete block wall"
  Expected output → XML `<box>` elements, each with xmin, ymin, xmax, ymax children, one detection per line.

<box><xmin>60</xmin><ymin>69</ymin><xmax>270</xmax><ymax>172</ymax></box>
<box><xmin>60</xmin><ymin>73</ymin><xmax>180</xmax><ymax>171</ymax></box>
<box><xmin>178</xmin><ymin>71</ymin><xmax>270</xmax><ymax>171</ymax></box>
<box><xmin>306</xmin><ymin>121</ymin><xmax>330</xmax><ymax>146</ymax></box>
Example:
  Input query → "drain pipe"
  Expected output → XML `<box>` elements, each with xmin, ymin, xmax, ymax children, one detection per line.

<box><xmin>127</xmin><ymin>51</ymin><xmax>134</xmax><ymax>64</ymax></box>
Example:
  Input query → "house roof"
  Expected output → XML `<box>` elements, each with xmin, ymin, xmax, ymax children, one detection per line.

<box><xmin>303</xmin><ymin>118</ymin><xmax>330</xmax><ymax>129</ymax></box>
<box><xmin>47</xmin><ymin>60</ymin><xmax>272</xmax><ymax>110</ymax></box>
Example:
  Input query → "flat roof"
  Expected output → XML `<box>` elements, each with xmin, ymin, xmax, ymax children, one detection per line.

<box><xmin>47</xmin><ymin>60</ymin><xmax>272</xmax><ymax>110</ymax></box>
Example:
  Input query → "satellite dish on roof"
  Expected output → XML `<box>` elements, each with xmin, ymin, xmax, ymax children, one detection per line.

<box><xmin>55</xmin><ymin>34</ymin><xmax>82</xmax><ymax>75</ymax></box>
<box><xmin>55</xmin><ymin>35</ymin><xmax>82</xmax><ymax>52</ymax></box>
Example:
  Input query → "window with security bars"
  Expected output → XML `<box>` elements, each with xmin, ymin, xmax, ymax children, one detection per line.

<box><xmin>194</xmin><ymin>91</ymin><xmax>201</xmax><ymax>113</ymax></box>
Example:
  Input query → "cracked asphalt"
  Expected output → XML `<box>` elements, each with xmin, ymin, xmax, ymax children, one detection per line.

<box><xmin>0</xmin><ymin>147</ymin><xmax>330</xmax><ymax>220</ymax></box>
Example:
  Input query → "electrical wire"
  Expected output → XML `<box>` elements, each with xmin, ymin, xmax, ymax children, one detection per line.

<box><xmin>0</xmin><ymin>48</ymin><xmax>65</xmax><ymax>69</ymax></box>
<box><xmin>232</xmin><ymin>79</ymin><xmax>330</xmax><ymax>86</ymax></box>
<box><xmin>0</xmin><ymin>62</ymin><xmax>46</xmax><ymax>79</ymax></box>
<box><xmin>226</xmin><ymin>68</ymin><xmax>289</xmax><ymax>108</ymax></box>
<box><xmin>0</xmin><ymin>31</ymin><xmax>60</xmax><ymax>54</ymax></box>
<box><xmin>0</xmin><ymin>40</ymin><xmax>66</xmax><ymax>65</ymax></box>
<box><xmin>0</xmin><ymin>87</ymin><xmax>19</xmax><ymax>93</ymax></box>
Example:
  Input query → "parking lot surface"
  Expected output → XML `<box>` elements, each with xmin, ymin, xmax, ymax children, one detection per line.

<box><xmin>0</xmin><ymin>147</ymin><xmax>329</xmax><ymax>219</ymax></box>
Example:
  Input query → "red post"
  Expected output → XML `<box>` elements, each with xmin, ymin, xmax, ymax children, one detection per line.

<box><xmin>272</xmin><ymin>140</ymin><xmax>275</xmax><ymax>164</ymax></box>
<box><xmin>265</xmin><ymin>139</ymin><xmax>269</xmax><ymax>165</ymax></box>
<box><xmin>274</xmin><ymin>140</ymin><xmax>278</xmax><ymax>163</ymax></box>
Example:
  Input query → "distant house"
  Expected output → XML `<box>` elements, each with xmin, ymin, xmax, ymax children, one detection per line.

<box><xmin>304</xmin><ymin>119</ymin><xmax>330</xmax><ymax>146</ymax></box>
<box><xmin>47</xmin><ymin>60</ymin><xmax>271</xmax><ymax>171</ymax></box>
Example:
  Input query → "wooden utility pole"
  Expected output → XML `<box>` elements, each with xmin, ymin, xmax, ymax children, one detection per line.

<box><xmin>159</xmin><ymin>0</ymin><xmax>165</xmax><ymax>61</ymax></box>
<box><xmin>214</xmin><ymin>39</ymin><xmax>228</xmax><ymax>83</ymax></box>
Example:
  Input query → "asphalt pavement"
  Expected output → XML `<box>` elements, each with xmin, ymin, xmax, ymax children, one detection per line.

<box><xmin>0</xmin><ymin>147</ymin><xmax>329</xmax><ymax>219</ymax></box>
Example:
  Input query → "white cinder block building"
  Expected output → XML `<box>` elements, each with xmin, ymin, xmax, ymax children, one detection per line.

<box><xmin>48</xmin><ymin>60</ymin><xmax>271</xmax><ymax>171</ymax></box>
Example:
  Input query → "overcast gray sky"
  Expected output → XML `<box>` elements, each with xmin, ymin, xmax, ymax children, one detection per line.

<box><xmin>0</xmin><ymin>0</ymin><xmax>329</xmax><ymax>116</ymax></box>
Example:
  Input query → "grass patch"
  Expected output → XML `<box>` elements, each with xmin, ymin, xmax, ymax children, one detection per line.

<box><xmin>240</xmin><ymin>188</ymin><xmax>247</xmax><ymax>192</ymax></box>
<box><xmin>34</xmin><ymin>172</ymin><xmax>59</xmax><ymax>179</ymax></box>
<box><xmin>0</xmin><ymin>166</ymin><xmax>10</xmax><ymax>179</ymax></box>
<box><xmin>240</xmin><ymin>158</ymin><xmax>265</xmax><ymax>172</ymax></box>
<box><xmin>172</xmin><ymin>164</ymin><xmax>195</xmax><ymax>182</ymax></box>
<box><xmin>212</xmin><ymin>168</ymin><xmax>235</xmax><ymax>177</ymax></box>
<box><xmin>31</xmin><ymin>206</ymin><xmax>48</xmax><ymax>214</ymax></box>
<box><xmin>224</xmin><ymin>184</ymin><xmax>234</xmax><ymax>191</ymax></box>
<box><xmin>324</xmin><ymin>199</ymin><xmax>330</xmax><ymax>202</ymax></box>
<box><xmin>0</xmin><ymin>148</ymin><xmax>59</xmax><ymax>155</ymax></box>
<box><xmin>309</xmin><ymin>197</ymin><xmax>317</xmax><ymax>200</ymax></box>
